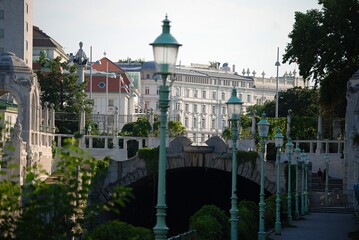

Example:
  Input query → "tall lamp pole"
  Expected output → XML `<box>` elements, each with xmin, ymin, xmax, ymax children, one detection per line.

<box><xmin>294</xmin><ymin>143</ymin><xmax>301</xmax><ymax>220</ymax></box>
<box><xmin>275</xmin><ymin>47</ymin><xmax>280</xmax><ymax>118</ymax></box>
<box><xmin>226</xmin><ymin>88</ymin><xmax>243</xmax><ymax>240</ymax></box>
<box><xmin>150</xmin><ymin>15</ymin><xmax>181</xmax><ymax>240</ymax></box>
<box><xmin>300</xmin><ymin>150</ymin><xmax>306</xmax><ymax>216</ymax></box>
<box><xmin>274</xmin><ymin>128</ymin><xmax>284</xmax><ymax>235</ymax></box>
<box><xmin>286</xmin><ymin>138</ymin><xmax>294</xmax><ymax>225</ymax></box>
<box><xmin>257</xmin><ymin>113</ymin><xmax>270</xmax><ymax>240</ymax></box>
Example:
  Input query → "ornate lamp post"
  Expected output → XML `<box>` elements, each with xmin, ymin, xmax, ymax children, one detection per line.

<box><xmin>274</xmin><ymin>128</ymin><xmax>284</xmax><ymax>235</ymax></box>
<box><xmin>150</xmin><ymin>15</ymin><xmax>181</xmax><ymax>240</ymax></box>
<box><xmin>294</xmin><ymin>143</ymin><xmax>301</xmax><ymax>220</ymax></box>
<box><xmin>226</xmin><ymin>88</ymin><xmax>243</xmax><ymax>240</ymax></box>
<box><xmin>257</xmin><ymin>113</ymin><xmax>270</xmax><ymax>240</ymax></box>
<box><xmin>286</xmin><ymin>138</ymin><xmax>294</xmax><ymax>225</ymax></box>
<box><xmin>300</xmin><ymin>150</ymin><xmax>306</xmax><ymax>216</ymax></box>
<box><xmin>324</xmin><ymin>153</ymin><xmax>330</xmax><ymax>207</ymax></box>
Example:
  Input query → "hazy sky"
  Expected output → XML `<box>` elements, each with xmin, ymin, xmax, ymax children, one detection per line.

<box><xmin>33</xmin><ymin>0</ymin><xmax>320</xmax><ymax>77</ymax></box>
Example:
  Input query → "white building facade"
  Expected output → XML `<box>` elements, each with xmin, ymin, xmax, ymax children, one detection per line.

<box><xmin>141</xmin><ymin>62</ymin><xmax>306</xmax><ymax>143</ymax></box>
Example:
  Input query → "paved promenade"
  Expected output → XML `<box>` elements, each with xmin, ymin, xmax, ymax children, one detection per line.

<box><xmin>268</xmin><ymin>212</ymin><xmax>358</xmax><ymax>240</ymax></box>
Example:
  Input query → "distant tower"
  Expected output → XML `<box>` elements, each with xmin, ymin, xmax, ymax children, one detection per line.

<box><xmin>1</xmin><ymin>0</ymin><xmax>33</xmax><ymax>68</ymax></box>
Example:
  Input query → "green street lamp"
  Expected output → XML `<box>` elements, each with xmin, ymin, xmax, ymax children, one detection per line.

<box><xmin>300</xmin><ymin>150</ymin><xmax>306</xmax><ymax>216</ymax></box>
<box><xmin>324</xmin><ymin>153</ymin><xmax>330</xmax><ymax>207</ymax></box>
<box><xmin>150</xmin><ymin>15</ymin><xmax>181</xmax><ymax>240</ymax></box>
<box><xmin>226</xmin><ymin>88</ymin><xmax>243</xmax><ymax>240</ymax></box>
<box><xmin>274</xmin><ymin>128</ymin><xmax>284</xmax><ymax>235</ymax></box>
<box><xmin>257</xmin><ymin>113</ymin><xmax>270</xmax><ymax>240</ymax></box>
<box><xmin>305</xmin><ymin>153</ymin><xmax>309</xmax><ymax>213</ymax></box>
<box><xmin>294</xmin><ymin>143</ymin><xmax>301</xmax><ymax>220</ymax></box>
<box><xmin>286</xmin><ymin>138</ymin><xmax>294</xmax><ymax>225</ymax></box>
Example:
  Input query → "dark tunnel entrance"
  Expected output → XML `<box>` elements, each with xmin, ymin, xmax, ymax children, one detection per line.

<box><xmin>116</xmin><ymin>167</ymin><xmax>272</xmax><ymax>237</ymax></box>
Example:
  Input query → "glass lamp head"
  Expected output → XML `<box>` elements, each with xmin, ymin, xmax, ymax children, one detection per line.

<box><xmin>226</xmin><ymin>88</ymin><xmax>243</xmax><ymax>121</ymax></box>
<box><xmin>150</xmin><ymin>15</ymin><xmax>182</xmax><ymax>75</ymax></box>
<box><xmin>274</xmin><ymin>127</ymin><xmax>284</xmax><ymax>148</ymax></box>
<box><xmin>257</xmin><ymin>112</ymin><xmax>270</xmax><ymax>138</ymax></box>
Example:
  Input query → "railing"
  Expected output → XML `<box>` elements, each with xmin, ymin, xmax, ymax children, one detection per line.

<box><xmin>54</xmin><ymin>134</ymin><xmax>149</xmax><ymax>150</ymax></box>
<box><xmin>167</xmin><ymin>230</ymin><xmax>197</xmax><ymax>240</ymax></box>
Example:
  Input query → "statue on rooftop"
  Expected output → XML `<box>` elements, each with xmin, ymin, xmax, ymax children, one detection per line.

<box><xmin>73</xmin><ymin>42</ymin><xmax>88</xmax><ymax>65</ymax></box>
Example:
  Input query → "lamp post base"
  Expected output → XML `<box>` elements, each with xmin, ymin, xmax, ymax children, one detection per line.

<box><xmin>258</xmin><ymin>231</ymin><xmax>266</xmax><ymax>240</ymax></box>
<box><xmin>275</xmin><ymin>222</ymin><xmax>281</xmax><ymax>235</ymax></box>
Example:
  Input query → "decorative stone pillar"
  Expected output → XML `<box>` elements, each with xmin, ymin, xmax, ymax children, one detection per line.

<box><xmin>344</xmin><ymin>69</ymin><xmax>359</xmax><ymax>208</ymax></box>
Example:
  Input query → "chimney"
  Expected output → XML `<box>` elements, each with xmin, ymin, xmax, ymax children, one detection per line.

<box><xmin>232</xmin><ymin>64</ymin><xmax>235</xmax><ymax>72</ymax></box>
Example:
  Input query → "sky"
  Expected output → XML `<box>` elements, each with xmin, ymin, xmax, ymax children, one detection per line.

<box><xmin>33</xmin><ymin>0</ymin><xmax>321</xmax><ymax>78</ymax></box>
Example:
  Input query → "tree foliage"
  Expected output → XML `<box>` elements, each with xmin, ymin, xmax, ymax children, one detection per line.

<box><xmin>0</xmin><ymin>143</ymin><xmax>133</xmax><ymax>239</ymax></box>
<box><xmin>36</xmin><ymin>51</ymin><xmax>93</xmax><ymax>134</ymax></box>
<box><xmin>120</xmin><ymin>118</ymin><xmax>186</xmax><ymax>138</ymax></box>
<box><xmin>283</xmin><ymin>0</ymin><xmax>359</xmax><ymax>117</ymax></box>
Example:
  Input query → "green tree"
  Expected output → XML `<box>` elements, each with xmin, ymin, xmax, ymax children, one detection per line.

<box><xmin>168</xmin><ymin>120</ymin><xmax>186</xmax><ymax>137</ymax></box>
<box><xmin>254</xmin><ymin>87</ymin><xmax>319</xmax><ymax>118</ymax></box>
<box><xmin>0</xmin><ymin>143</ymin><xmax>133</xmax><ymax>239</ymax></box>
<box><xmin>283</xmin><ymin>0</ymin><xmax>359</xmax><ymax>117</ymax></box>
<box><xmin>36</xmin><ymin>51</ymin><xmax>93</xmax><ymax>134</ymax></box>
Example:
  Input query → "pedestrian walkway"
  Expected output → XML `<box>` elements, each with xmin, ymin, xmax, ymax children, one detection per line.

<box><xmin>268</xmin><ymin>212</ymin><xmax>358</xmax><ymax>240</ymax></box>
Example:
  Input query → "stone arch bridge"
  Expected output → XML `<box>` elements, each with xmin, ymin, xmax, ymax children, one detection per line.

<box><xmin>100</xmin><ymin>136</ymin><xmax>281</xmax><ymax>200</ymax></box>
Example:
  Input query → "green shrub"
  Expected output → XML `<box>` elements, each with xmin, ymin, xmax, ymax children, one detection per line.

<box><xmin>264</xmin><ymin>195</ymin><xmax>276</xmax><ymax>229</ymax></box>
<box><xmin>88</xmin><ymin>220</ymin><xmax>154</xmax><ymax>240</ymax></box>
<box><xmin>190</xmin><ymin>215</ymin><xmax>222</xmax><ymax>240</ymax></box>
<box><xmin>238</xmin><ymin>200</ymin><xmax>258</xmax><ymax>240</ymax></box>
<box><xmin>189</xmin><ymin>205</ymin><xmax>228</xmax><ymax>240</ymax></box>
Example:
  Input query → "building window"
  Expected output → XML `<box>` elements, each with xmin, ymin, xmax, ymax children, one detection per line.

<box><xmin>193</xmin><ymin>104</ymin><xmax>197</xmax><ymax>113</ymax></box>
<box><xmin>0</xmin><ymin>29</ymin><xmax>4</xmax><ymax>38</ymax></box>
<box><xmin>194</xmin><ymin>89</ymin><xmax>198</xmax><ymax>98</ymax></box>
<box><xmin>193</xmin><ymin>117</ymin><xmax>197</xmax><ymax>128</ymax></box>
<box><xmin>176</xmin><ymin>88</ymin><xmax>180</xmax><ymax>96</ymax></box>
<box><xmin>202</xmin><ymin>105</ymin><xmax>206</xmax><ymax>113</ymax></box>
<box><xmin>176</xmin><ymin>102</ymin><xmax>181</xmax><ymax>110</ymax></box>
<box><xmin>211</xmin><ymin>119</ymin><xmax>215</xmax><ymax>129</ymax></box>
<box><xmin>108</xmin><ymin>99</ymin><xmax>114</xmax><ymax>107</ymax></box>
<box><xmin>222</xmin><ymin>119</ymin><xmax>226</xmax><ymax>128</ymax></box>
<box><xmin>241</xmin><ymin>82</ymin><xmax>245</xmax><ymax>87</ymax></box>
<box><xmin>221</xmin><ymin>92</ymin><xmax>225</xmax><ymax>100</ymax></box>
<box><xmin>185</xmin><ymin>117</ymin><xmax>188</xmax><ymax>127</ymax></box>
<box><xmin>26</xmin><ymin>22</ymin><xmax>28</xmax><ymax>32</ymax></box>
<box><xmin>144</xmin><ymin>101</ymin><xmax>149</xmax><ymax>110</ymax></box>
<box><xmin>26</xmin><ymin>40</ymin><xmax>28</xmax><ymax>50</ymax></box>
<box><xmin>211</xmin><ymin>105</ymin><xmax>215</xmax><ymax>114</ymax></box>
<box><xmin>98</xmin><ymin>82</ymin><xmax>105</xmax><ymax>88</ymax></box>
<box><xmin>201</xmin><ymin>118</ymin><xmax>205</xmax><ymax>128</ymax></box>
<box><xmin>185</xmin><ymin>103</ymin><xmax>189</xmax><ymax>112</ymax></box>
<box><xmin>0</xmin><ymin>10</ymin><xmax>4</xmax><ymax>19</ymax></box>
<box><xmin>193</xmin><ymin>133</ymin><xmax>196</xmax><ymax>141</ymax></box>
<box><xmin>156</xmin><ymin>101</ymin><xmax>159</xmax><ymax>110</ymax></box>
<box><xmin>26</xmin><ymin>3</ymin><xmax>29</xmax><ymax>13</ymax></box>
<box><xmin>156</xmin><ymin>87</ymin><xmax>159</xmax><ymax>95</ymax></box>
<box><xmin>222</xmin><ymin>106</ymin><xmax>226</xmax><ymax>115</ymax></box>
<box><xmin>145</xmin><ymin>87</ymin><xmax>149</xmax><ymax>95</ymax></box>
<box><xmin>146</xmin><ymin>74</ymin><xmax>150</xmax><ymax>79</ymax></box>
<box><xmin>247</xmin><ymin>94</ymin><xmax>251</xmax><ymax>103</ymax></box>
<box><xmin>202</xmin><ymin>91</ymin><xmax>206</xmax><ymax>99</ymax></box>
<box><xmin>185</xmin><ymin>89</ymin><xmax>190</xmax><ymax>97</ymax></box>
<box><xmin>212</xmin><ymin>91</ymin><xmax>216</xmax><ymax>100</ymax></box>
<box><xmin>239</xmin><ymin>94</ymin><xmax>243</xmax><ymax>101</ymax></box>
